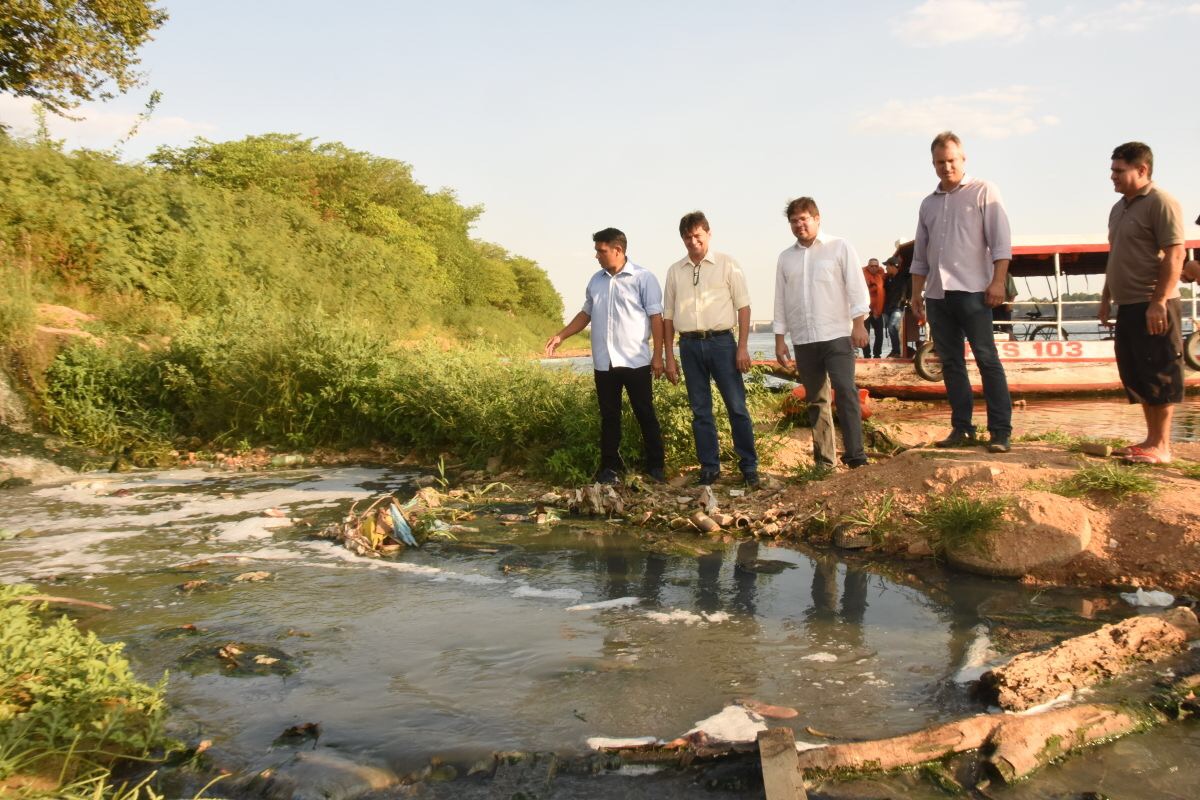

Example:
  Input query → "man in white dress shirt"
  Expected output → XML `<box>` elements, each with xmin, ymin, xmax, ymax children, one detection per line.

<box><xmin>545</xmin><ymin>227</ymin><xmax>666</xmax><ymax>485</ymax></box>
<box><xmin>773</xmin><ymin>197</ymin><xmax>870</xmax><ymax>468</ymax></box>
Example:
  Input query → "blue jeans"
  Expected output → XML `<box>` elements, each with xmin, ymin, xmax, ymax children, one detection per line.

<box><xmin>926</xmin><ymin>291</ymin><xmax>1012</xmax><ymax>439</ymax></box>
<box><xmin>884</xmin><ymin>308</ymin><xmax>903</xmax><ymax>356</ymax></box>
<box><xmin>678</xmin><ymin>333</ymin><xmax>758</xmax><ymax>475</ymax></box>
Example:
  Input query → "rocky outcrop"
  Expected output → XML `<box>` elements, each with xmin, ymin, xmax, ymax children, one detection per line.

<box><xmin>0</xmin><ymin>366</ymin><xmax>31</xmax><ymax>433</ymax></box>
<box><xmin>944</xmin><ymin>491</ymin><xmax>1091</xmax><ymax>578</ymax></box>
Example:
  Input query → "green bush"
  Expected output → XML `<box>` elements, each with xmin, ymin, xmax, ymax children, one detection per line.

<box><xmin>0</xmin><ymin>584</ymin><xmax>169</xmax><ymax>785</ymax></box>
<box><xmin>39</xmin><ymin>325</ymin><xmax>783</xmax><ymax>481</ymax></box>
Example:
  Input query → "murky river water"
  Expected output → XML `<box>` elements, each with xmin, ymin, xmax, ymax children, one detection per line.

<box><xmin>1</xmin><ymin>467</ymin><xmax>1197</xmax><ymax>798</ymax></box>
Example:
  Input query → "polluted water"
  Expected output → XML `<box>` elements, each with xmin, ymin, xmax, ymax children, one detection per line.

<box><xmin>1</xmin><ymin>465</ymin><xmax>1198</xmax><ymax>799</ymax></box>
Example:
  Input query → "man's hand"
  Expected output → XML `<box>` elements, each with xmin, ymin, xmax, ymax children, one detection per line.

<box><xmin>1183</xmin><ymin>260</ymin><xmax>1200</xmax><ymax>283</ymax></box>
<box><xmin>650</xmin><ymin>353</ymin><xmax>664</xmax><ymax>379</ymax></box>
<box><xmin>911</xmin><ymin>296</ymin><xmax>926</xmax><ymax>324</ymax></box>
<box><xmin>736</xmin><ymin>345</ymin><xmax>752</xmax><ymax>373</ymax></box>
<box><xmin>984</xmin><ymin>279</ymin><xmax>1006</xmax><ymax>308</ymax></box>
<box><xmin>1146</xmin><ymin>298</ymin><xmax>1169</xmax><ymax>336</ymax></box>
<box><xmin>850</xmin><ymin>319</ymin><xmax>869</xmax><ymax>350</ymax></box>
<box><xmin>775</xmin><ymin>345</ymin><xmax>795</xmax><ymax>373</ymax></box>
<box><xmin>664</xmin><ymin>354</ymin><xmax>681</xmax><ymax>385</ymax></box>
<box><xmin>1098</xmin><ymin>297</ymin><xmax>1111</xmax><ymax>327</ymax></box>
<box><xmin>544</xmin><ymin>334</ymin><xmax>562</xmax><ymax>356</ymax></box>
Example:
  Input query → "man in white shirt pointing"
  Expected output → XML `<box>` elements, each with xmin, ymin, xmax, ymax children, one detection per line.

<box><xmin>773</xmin><ymin>197</ymin><xmax>870</xmax><ymax>469</ymax></box>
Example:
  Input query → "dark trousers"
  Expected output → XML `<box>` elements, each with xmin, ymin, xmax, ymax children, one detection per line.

<box><xmin>678</xmin><ymin>333</ymin><xmax>758</xmax><ymax>475</ymax></box>
<box><xmin>864</xmin><ymin>315</ymin><xmax>884</xmax><ymax>358</ymax></box>
<box><xmin>593</xmin><ymin>366</ymin><xmax>664</xmax><ymax>473</ymax></box>
<box><xmin>793</xmin><ymin>337</ymin><xmax>866</xmax><ymax>467</ymax></box>
<box><xmin>926</xmin><ymin>291</ymin><xmax>1012</xmax><ymax>439</ymax></box>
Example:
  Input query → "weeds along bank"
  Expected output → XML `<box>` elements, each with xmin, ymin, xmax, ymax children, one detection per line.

<box><xmin>0</xmin><ymin>585</ymin><xmax>181</xmax><ymax>798</ymax></box>
<box><xmin>37</xmin><ymin>321</ymin><xmax>781</xmax><ymax>482</ymax></box>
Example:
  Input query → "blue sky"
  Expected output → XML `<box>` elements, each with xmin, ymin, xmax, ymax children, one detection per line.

<box><xmin>3</xmin><ymin>0</ymin><xmax>1198</xmax><ymax>316</ymax></box>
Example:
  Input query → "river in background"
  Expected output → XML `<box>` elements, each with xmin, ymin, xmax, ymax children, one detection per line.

<box><xmin>1</xmin><ymin>466</ymin><xmax>1198</xmax><ymax>798</ymax></box>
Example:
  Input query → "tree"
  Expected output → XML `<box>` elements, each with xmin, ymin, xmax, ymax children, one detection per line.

<box><xmin>0</xmin><ymin>0</ymin><xmax>168</xmax><ymax>117</ymax></box>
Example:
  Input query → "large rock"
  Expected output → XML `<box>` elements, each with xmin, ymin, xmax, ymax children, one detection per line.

<box><xmin>0</xmin><ymin>455</ymin><xmax>75</xmax><ymax>487</ymax></box>
<box><xmin>0</xmin><ymin>367</ymin><xmax>31</xmax><ymax>433</ymax></box>
<box><xmin>240</xmin><ymin>749</ymin><xmax>399</xmax><ymax>800</ymax></box>
<box><xmin>944</xmin><ymin>491</ymin><xmax>1091</xmax><ymax>578</ymax></box>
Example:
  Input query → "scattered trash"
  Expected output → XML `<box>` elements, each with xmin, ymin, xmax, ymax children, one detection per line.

<box><xmin>269</xmin><ymin>454</ymin><xmax>305</xmax><ymax>467</ymax></box>
<box><xmin>317</xmin><ymin>494</ymin><xmax>420</xmax><ymax>557</ymax></box>
<box><xmin>801</xmin><ymin>652</ymin><xmax>838</xmax><ymax>662</ymax></box>
<box><xmin>736</xmin><ymin>699</ymin><xmax>799</xmax><ymax>719</ymax></box>
<box><xmin>274</xmin><ymin>722</ymin><xmax>321</xmax><ymax>747</ymax></box>
<box><xmin>1120</xmin><ymin>588</ymin><xmax>1175</xmax><ymax>607</ymax></box>
<box><xmin>697</xmin><ymin>486</ymin><xmax>718</xmax><ymax>515</ymax></box>
<box><xmin>183</xmin><ymin>641</ymin><xmax>296</xmax><ymax>676</ymax></box>
<box><xmin>234</xmin><ymin>570</ymin><xmax>272</xmax><ymax>582</ymax></box>
<box><xmin>265</xmin><ymin>508</ymin><xmax>288</xmax><ymax>518</ymax></box>
<box><xmin>689</xmin><ymin>510</ymin><xmax>720</xmax><ymax>533</ymax></box>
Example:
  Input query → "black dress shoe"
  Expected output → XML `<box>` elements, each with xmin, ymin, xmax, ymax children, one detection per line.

<box><xmin>987</xmin><ymin>439</ymin><xmax>1011</xmax><ymax>453</ymax></box>
<box><xmin>594</xmin><ymin>469</ymin><xmax>621</xmax><ymax>485</ymax></box>
<box><xmin>646</xmin><ymin>467</ymin><xmax>667</xmax><ymax>483</ymax></box>
<box><xmin>694</xmin><ymin>471</ymin><xmax>720</xmax><ymax>486</ymax></box>
<box><xmin>743</xmin><ymin>472</ymin><xmax>762</xmax><ymax>489</ymax></box>
<box><xmin>934</xmin><ymin>430</ymin><xmax>978</xmax><ymax>448</ymax></box>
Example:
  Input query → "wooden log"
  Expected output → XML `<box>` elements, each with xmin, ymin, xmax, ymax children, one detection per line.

<box><xmin>12</xmin><ymin>594</ymin><xmax>115</xmax><ymax>611</ymax></box>
<box><xmin>757</xmin><ymin>728</ymin><xmax>808</xmax><ymax>800</ymax></box>
<box><xmin>793</xmin><ymin>715</ymin><xmax>999</xmax><ymax>773</ymax></box>
<box><xmin>978</xmin><ymin>607</ymin><xmax>1199</xmax><ymax>711</ymax></box>
<box><xmin>986</xmin><ymin>703</ymin><xmax>1151</xmax><ymax>783</ymax></box>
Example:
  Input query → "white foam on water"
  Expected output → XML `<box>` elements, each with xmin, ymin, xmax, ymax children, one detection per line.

<box><xmin>434</xmin><ymin>572</ymin><xmax>506</xmax><ymax>586</ymax></box>
<box><xmin>643</xmin><ymin>609</ymin><xmax>702</xmax><ymax>624</ymax></box>
<box><xmin>802</xmin><ymin>652</ymin><xmax>838</xmax><ymax>662</ymax></box>
<box><xmin>794</xmin><ymin>740</ymin><xmax>827</xmax><ymax>752</ymax></box>
<box><xmin>953</xmin><ymin>623</ymin><xmax>1006</xmax><ymax>684</ymax></box>
<box><xmin>686</xmin><ymin>705</ymin><xmax>766</xmax><ymax>743</ymax></box>
<box><xmin>704</xmin><ymin>611</ymin><xmax>731</xmax><ymax>622</ymax></box>
<box><xmin>511</xmin><ymin>585</ymin><xmax>584</xmax><ymax>602</ymax></box>
<box><xmin>214</xmin><ymin>515</ymin><xmax>295</xmax><ymax>542</ymax></box>
<box><xmin>567</xmin><ymin>596</ymin><xmax>642</xmax><ymax>612</ymax></box>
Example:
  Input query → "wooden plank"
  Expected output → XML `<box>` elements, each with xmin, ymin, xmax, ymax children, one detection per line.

<box><xmin>757</xmin><ymin>727</ymin><xmax>808</xmax><ymax>800</ymax></box>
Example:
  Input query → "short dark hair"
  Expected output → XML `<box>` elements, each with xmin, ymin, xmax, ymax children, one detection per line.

<box><xmin>931</xmin><ymin>131</ymin><xmax>962</xmax><ymax>153</ymax></box>
<box><xmin>784</xmin><ymin>197</ymin><xmax>820</xmax><ymax>218</ymax></box>
<box><xmin>1111</xmin><ymin>141</ymin><xmax>1153</xmax><ymax>178</ymax></box>
<box><xmin>868</xmin><ymin>257</ymin><xmax>880</xmax><ymax>265</ymax></box>
<box><xmin>678</xmin><ymin>211</ymin><xmax>710</xmax><ymax>237</ymax></box>
<box><xmin>592</xmin><ymin>227</ymin><xmax>627</xmax><ymax>251</ymax></box>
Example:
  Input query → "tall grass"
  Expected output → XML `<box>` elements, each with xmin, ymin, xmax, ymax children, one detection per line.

<box><xmin>917</xmin><ymin>492</ymin><xmax>1010</xmax><ymax>553</ymax></box>
<box><xmin>39</xmin><ymin>316</ymin><xmax>780</xmax><ymax>482</ymax></box>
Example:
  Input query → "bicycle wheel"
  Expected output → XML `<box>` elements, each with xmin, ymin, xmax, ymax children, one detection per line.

<box><xmin>914</xmin><ymin>341</ymin><xmax>943</xmax><ymax>382</ymax></box>
<box><xmin>1185</xmin><ymin>330</ymin><xmax>1200</xmax><ymax>372</ymax></box>
<box><xmin>1028</xmin><ymin>325</ymin><xmax>1067</xmax><ymax>341</ymax></box>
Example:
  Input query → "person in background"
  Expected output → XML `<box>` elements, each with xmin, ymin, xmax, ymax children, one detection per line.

<box><xmin>910</xmin><ymin>131</ymin><xmax>1014</xmax><ymax>453</ymax></box>
<box><xmin>861</xmin><ymin>258</ymin><xmax>886</xmax><ymax>357</ymax></box>
<box><xmin>1099</xmin><ymin>142</ymin><xmax>1186</xmax><ymax>465</ymax></box>
<box><xmin>545</xmin><ymin>228</ymin><xmax>666</xmax><ymax>485</ymax></box>
<box><xmin>881</xmin><ymin>257</ymin><xmax>907</xmax><ymax>357</ymax></box>
<box><xmin>662</xmin><ymin>211</ymin><xmax>760</xmax><ymax>488</ymax></box>
<box><xmin>773</xmin><ymin>197</ymin><xmax>870</xmax><ymax>469</ymax></box>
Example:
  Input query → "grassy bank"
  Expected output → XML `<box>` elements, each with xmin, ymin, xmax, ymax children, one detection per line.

<box><xmin>39</xmin><ymin>320</ymin><xmax>782</xmax><ymax>482</ymax></box>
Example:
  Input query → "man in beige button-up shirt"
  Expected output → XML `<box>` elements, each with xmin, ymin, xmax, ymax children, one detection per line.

<box><xmin>662</xmin><ymin>211</ymin><xmax>759</xmax><ymax>487</ymax></box>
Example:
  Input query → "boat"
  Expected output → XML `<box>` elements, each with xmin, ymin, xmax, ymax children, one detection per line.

<box><xmin>761</xmin><ymin>238</ymin><xmax>1200</xmax><ymax>399</ymax></box>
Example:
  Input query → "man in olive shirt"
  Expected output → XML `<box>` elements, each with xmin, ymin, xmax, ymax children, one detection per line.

<box><xmin>663</xmin><ymin>211</ymin><xmax>759</xmax><ymax>487</ymax></box>
<box><xmin>1099</xmin><ymin>141</ymin><xmax>1186</xmax><ymax>465</ymax></box>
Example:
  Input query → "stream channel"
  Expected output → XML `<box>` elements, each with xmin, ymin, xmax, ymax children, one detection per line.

<box><xmin>1</xmin><ymin>466</ymin><xmax>1197</xmax><ymax>798</ymax></box>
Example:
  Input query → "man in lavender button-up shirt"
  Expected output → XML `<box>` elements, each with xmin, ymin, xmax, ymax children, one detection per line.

<box><xmin>910</xmin><ymin>131</ymin><xmax>1014</xmax><ymax>452</ymax></box>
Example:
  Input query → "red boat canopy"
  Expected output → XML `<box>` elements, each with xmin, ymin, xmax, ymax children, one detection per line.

<box><xmin>891</xmin><ymin>239</ymin><xmax>1200</xmax><ymax>278</ymax></box>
